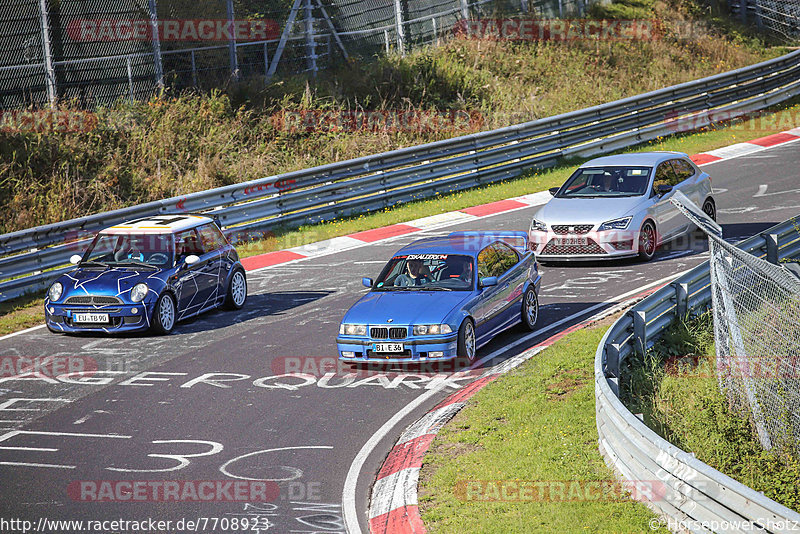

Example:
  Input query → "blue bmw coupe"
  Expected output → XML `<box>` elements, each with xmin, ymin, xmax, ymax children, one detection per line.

<box><xmin>337</xmin><ymin>231</ymin><xmax>541</xmax><ymax>364</ymax></box>
<box><xmin>45</xmin><ymin>214</ymin><xmax>247</xmax><ymax>335</ymax></box>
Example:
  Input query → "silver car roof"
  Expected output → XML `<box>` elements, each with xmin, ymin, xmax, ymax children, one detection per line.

<box><xmin>578</xmin><ymin>151</ymin><xmax>690</xmax><ymax>168</ymax></box>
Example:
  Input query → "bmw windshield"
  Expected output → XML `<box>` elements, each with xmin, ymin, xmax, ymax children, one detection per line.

<box><xmin>373</xmin><ymin>254</ymin><xmax>474</xmax><ymax>291</ymax></box>
<box><xmin>555</xmin><ymin>166</ymin><xmax>652</xmax><ymax>198</ymax></box>
<box><xmin>82</xmin><ymin>233</ymin><xmax>174</xmax><ymax>268</ymax></box>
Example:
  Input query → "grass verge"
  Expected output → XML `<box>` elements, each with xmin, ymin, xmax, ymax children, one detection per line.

<box><xmin>418</xmin><ymin>316</ymin><xmax>667</xmax><ymax>533</ymax></box>
<box><xmin>623</xmin><ymin>312</ymin><xmax>800</xmax><ymax>511</ymax></box>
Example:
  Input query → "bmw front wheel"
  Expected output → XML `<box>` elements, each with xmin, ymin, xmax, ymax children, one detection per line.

<box><xmin>457</xmin><ymin>319</ymin><xmax>476</xmax><ymax>363</ymax></box>
<box><xmin>521</xmin><ymin>287</ymin><xmax>539</xmax><ymax>331</ymax></box>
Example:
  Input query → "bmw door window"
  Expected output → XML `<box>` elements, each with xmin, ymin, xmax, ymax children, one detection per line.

<box><xmin>558</xmin><ymin>167</ymin><xmax>651</xmax><ymax>197</ymax></box>
<box><xmin>478</xmin><ymin>243</ymin><xmax>518</xmax><ymax>279</ymax></box>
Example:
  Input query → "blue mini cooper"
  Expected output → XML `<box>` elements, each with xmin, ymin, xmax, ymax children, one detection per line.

<box><xmin>337</xmin><ymin>231</ymin><xmax>542</xmax><ymax>364</ymax></box>
<box><xmin>45</xmin><ymin>214</ymin><xmax>247</xmax><ymax>334</ymax></box>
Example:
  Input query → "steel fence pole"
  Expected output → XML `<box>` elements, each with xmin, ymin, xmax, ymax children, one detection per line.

<box><xmin>227</xmin><ymin>0</ymin><xmax>239</xmax><ymax>81</ymax></box>
<box><xmin>148</xmin><ymin>0</ymin><xmax>164</xmax><ymax>89</ymax></box>
<box><xmin>126</xmin><ymin>57</ymin><xmax>135</xmax><ymax>103</ymax></box>
<box><xmin>460</xmin><ymin>0</ymin><xmax>469</xmax><ymax>20</ymax></box>
<box><xmin>305</xmin><ymin>0</ymin><xmax>317</xmax><ymax>76</ymax></box>
<box><xmin>37</xmin><ymin>0</ymin><xmax>56</xmax><ymax>106</ymax></box>
<box><xmin>191</xmin><ymin>50</ymin><xmax>197</xmax><ymax>87</ymax></box>
<box><xmin>267</xmin><ymin>0</ymin><xmax>303</xmax><ymax>79</ymax></box>
<box><xmin>394</xmin><ymin>0</ymin><xmax>406</xmax><ymax>54</ymax></box>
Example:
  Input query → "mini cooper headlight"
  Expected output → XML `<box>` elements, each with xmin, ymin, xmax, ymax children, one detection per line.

<box><xmin>339</xmin><ymin>324</ymin><xmax>367</xmax><ymax>336</ymax></box>
<box><xmin>598</xmin><ymin>217</ymin><xmax>632</xmax><ymax>231</ymax></box>
<box><xmin>413</xmin><ymin>324</ymin><xmax>453</xmax><ymax>336</ymax></box>
<box><xmin>130</xmin><ymin>283</ymin><xmax>149</xmax><ymax>303</ymax></box>
<box><xmin>530</xmin><ymin>219</ymin><xmax>547</xmax><ymax>232</ymax></box>
<box><xmin>48</xmin><ymin>282</ymin><xmax>63</xmax><ymax>302</ymax></box>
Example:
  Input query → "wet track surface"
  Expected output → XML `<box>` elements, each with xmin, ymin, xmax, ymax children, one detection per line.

<box><xmin>0</xmin><ymin>141</ymin><xmax>798</xmax><ymax>533</ymax></box>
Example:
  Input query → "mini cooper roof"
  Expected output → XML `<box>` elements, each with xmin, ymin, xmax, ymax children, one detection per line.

<box><xmin>99</xmin><ymin>214</ymin><xmax>214</xmax><ymax>235</ymax></box>
<box><xmin>578</xmin><ymin>151</ymin><xmax>693</xmax><ymax>168</ymax></box>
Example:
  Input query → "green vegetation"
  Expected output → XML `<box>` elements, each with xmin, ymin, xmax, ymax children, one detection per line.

<box><xmin>0</xmin><ymin>0</ymin><xmax>789</xmax><ymax>234</ymax></box>
<box><xmin>418</xmin><ymin>317</ymin><xmax>667</xmax><ymax>533</ymax></box>
<box><xmin>623</xmin><ymin>312</ymin><xmax>800</xmax><ymax>511</ymax></box>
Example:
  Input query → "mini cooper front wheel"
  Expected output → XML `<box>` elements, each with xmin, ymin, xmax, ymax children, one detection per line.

<box><xmin>224</xmin><ymin>268</ymin><xmax>247</xmax><ymax>310</ymax></box>
<box><xmin>151</xmin><ymin>292</ymin><xmax>176</xmax><ymax>335</ymax></box>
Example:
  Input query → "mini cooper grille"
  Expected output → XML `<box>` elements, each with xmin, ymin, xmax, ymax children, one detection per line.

<box><xmin>542</xmin><ymin>239</ymin><xmax>607</xmax><ymax>255</ymax></box>
<box><xmin>370</xmin><ymin>327</ymin><xmax>408</xmax><ymax>339</ymax></box>
<box><xmin>65</xmin><ymin>295</ymin><xmax>123</xmax><ymax>305</ymax></box>
<box><xmin>551</xmin><ymin>224</ymin><xmax>593</xmax><ymax>235</ymax></box>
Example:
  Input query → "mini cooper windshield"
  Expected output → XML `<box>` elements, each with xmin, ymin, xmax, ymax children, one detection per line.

<box><xmin>373</xmin><ymin>254</ymin><xmax>474</xmax><ymax>291</ymax></box>
<box><xmin>82</xmin><ymin>233</ymin><xmax>174</xmax><ymax>268</ymax></box>
<box><xmin>556</xmin><ymin>166</ymin><xmax>652</xmax><ymax>198</ymax></box>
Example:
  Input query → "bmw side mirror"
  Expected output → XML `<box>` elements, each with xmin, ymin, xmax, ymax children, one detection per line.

<box><xmin>184</xmin><ymin>254</ymin><xmax>200</xmax><ymax>266</ymax></box>
<box><xmin>479</xmin><ymin>276</ymin><xmax>498</xmax><ymax>288</ymax></box>
<box><xmin>69</xmin><ymin>254</ymin><xmax>82</xmax><ymax>265</ymax></box>
<box><xmin>548</xmin><ymin>187</ymin><xmax>560</xmax><ymax>196</ymax></box>
<box><xmin>657</xmin><ymin>184</ymin><xmax>673</xmax><ymax>196</ymax></box>
<box><xmin>362</xmin><ymin>277</ymin><xmax>373</xmax><ymax>288</ymax></box>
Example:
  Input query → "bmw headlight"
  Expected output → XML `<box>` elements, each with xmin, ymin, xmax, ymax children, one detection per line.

<box><xmin>339</xmin><ymin>324</ymin><xmax>367</xmax><ymax>336</ymax></box>
<box><xmin>413</xmin><ymin>324</ymin><xmax>453</xmax><ymax>336</ymax></box>
<box><xmin>598</xmin><ymin>217</ymin><xmax>632</xmax><ymax>231</ymax></box>
<box><xmin>530</xmin><ymin>219</ymin><xmax>547</xmax><ymax>232</ymax></box>
<box><xmin>130</xmin><ymin>283</ymin><xmax>149</xmax><ymax>303</ymax></box>
<box><xmin>48</xmin><ymin>282</ymin><xmax>63</xmax><ymax>302</ymax></box>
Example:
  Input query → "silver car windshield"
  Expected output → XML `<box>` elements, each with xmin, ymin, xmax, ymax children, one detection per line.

<box><xmin>556</xmin><ymin>166</ymin><xmax>652</xmax><ymax>198</ymax></box>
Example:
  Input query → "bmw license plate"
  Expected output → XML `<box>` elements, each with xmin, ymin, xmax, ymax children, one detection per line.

<box><xmin>73</xmin><ymin>313</ymin><xmax>109</xmax><ymax>323</ymax></box>
<box><xmin>372</xmin><ymin>343</ymin><xmax>404</xmax><ymax>353</ymax></box>
<box><xmin>554</xmin><ymin>237</ymin><xmax>588</xmax><ymax>246</ymax></box>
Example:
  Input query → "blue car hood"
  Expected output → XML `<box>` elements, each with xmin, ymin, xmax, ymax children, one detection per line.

<box><xmin>344</xmin><ymin>290</ymin><xmax>472</xmax><ymax>325</ymax></box>
<box><xmin>61</xmin><ymin>268</ymin><xmax>164</xmax><ymax>297</ymax></box>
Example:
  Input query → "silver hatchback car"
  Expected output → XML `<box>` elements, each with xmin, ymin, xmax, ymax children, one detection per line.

<box><xmin>528</xmin><ymin>152</ymin><xmax>715</xmax><ymax>261</ymax></box>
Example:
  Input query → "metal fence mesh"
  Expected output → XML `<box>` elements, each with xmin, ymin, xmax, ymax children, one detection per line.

<box><xmin>730</xmin><ymin>0</ymin><xmax>800</xmax><ymax>41</ymax></box>
<box><xmin>1</xmin><ymin>0</ymin><xmax>598</xmax><ymax>109</ymax></box>
<box><xmin>672</xmin><ymin>192</ymin><xmax>800</xmax><ymax>453</ymax></box>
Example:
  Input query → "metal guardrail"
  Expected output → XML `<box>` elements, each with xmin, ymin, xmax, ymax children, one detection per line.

<box><xmin>2</xmin><ymin>49</ymin><xmax>800</xmax><ymax>301</ymax></box>
<box><xmin>595</xmin><ymin>217</ymin><xmax>800</xmax><ymax>533</ymax></box>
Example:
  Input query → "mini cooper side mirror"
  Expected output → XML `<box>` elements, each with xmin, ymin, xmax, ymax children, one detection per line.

<box><xmin>184</xmin><ymin>254</ymin><xmax>200</xmax><ymax>266</ymax></box>
<box><xmin>69</xmin><ymin>254</ymin><xmax>82</xmax><ymax>265</ymax></box>
<box><xmin>479</xmin><ymin>276</ymin><xmax>498</xmax><ymax>288</ymax></box>
<box><xmin>362</xmin><ymin>277</ymin><xmax>373</xmax><ymax>288</ymax></box>
<box><xmin>548</xmin><ymin>187</ymin><xmax>560</xmax><ymax>196</ymax></box>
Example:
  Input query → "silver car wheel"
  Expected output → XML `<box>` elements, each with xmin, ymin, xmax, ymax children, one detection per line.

<box><xmin>465</xmin><ymin>321</ymin><xmax>476</xmax><ymax>361</ymax></box>
<box><xmin>159</xmin><ymin>295</ymin><xmax>175</xmax><ymax>331</ymax></box>
<box><xmin>525</xmin><ymin>289</ymin><xmax>538</xmax><ymax>327</ymax></box>
<box><xmin>231</xmin><ymin>271</ymin><xmax>246</xmax><ymax>306</ymax></box>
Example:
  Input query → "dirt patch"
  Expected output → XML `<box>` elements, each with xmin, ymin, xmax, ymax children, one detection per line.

<box><xmin>545</xmin><ymin>369</ymin><xmax>591</xmax><ymax>401</ymax></box>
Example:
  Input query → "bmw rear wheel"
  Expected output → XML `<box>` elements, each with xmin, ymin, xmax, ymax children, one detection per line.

<box><xmin>457</xmin><ymin>319</ymin><xmax>476</xmax><ymax>362</ymax></box>
<box><xmin>638</xmin><ymin>221</ymin><xmax>656</xmax><ymax>262</ymax></box>
<box><xmin>224</xmin><ymin>268</ymin><xmax>247</xmax><ymax>310</ymax></box>
<box><xmin>521</xmin><ymin>287</ymin><xmax>539</xmax><ymax>331</ymax></box>
<box><xmin>151</xmin><ymin>292</ymin><xmax>176</xmax><ymax>335</ymax></box>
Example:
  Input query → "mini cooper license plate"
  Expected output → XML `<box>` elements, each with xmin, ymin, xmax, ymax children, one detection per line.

<box><xmin>73</xmin><ymin>313</ymin><xmax>109</xmax><ymax>323</ymax></box>
<box><xmin>373</xmin><ymin>343</ymin><xmax>404</xmax><ymax>353</ymax></box>
<box><xmin>554</xmin><ymin>237</ymin><xmax>588</xmax><ymax>246</ymax></box>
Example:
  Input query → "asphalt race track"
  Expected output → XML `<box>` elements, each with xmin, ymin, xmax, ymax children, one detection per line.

<box><xmin>0</xmin><ymin>141</ymin><xmax>798</xmax><ymax>533</ymax></box>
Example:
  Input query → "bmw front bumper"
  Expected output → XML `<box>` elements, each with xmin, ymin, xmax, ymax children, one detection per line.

<box><xmin>336</xmin><ymin>333</ymin><xmax>459</xmax><ymax>364</ymax></box>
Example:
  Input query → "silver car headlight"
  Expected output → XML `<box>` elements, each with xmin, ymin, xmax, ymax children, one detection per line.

<box><xmin>413</xmin><ymin>324</ymin><xmax>453</xmax><ymax>336</ymax></box>
<box><xmin>339</xmin><ymin>324</ymin><xmax>367</xmax><ymax>336</ymax></box>
<box><xmin>48</xmin><ymin>282</ymin><xmax>63</xmax><ymax>302</ymax></box>
<box><xmin>530</xmin><ymin>219</ymin><xmax>547</xmax><ymax>232</ymax></box>
<box><xmin>598</xmin><ymin>217</ymin><xmax>632</xmax><ymax>231</ymax></box>
<box><xmin>130</xmin><ymin>283</ymin><xmax>149</xmax><ymax>303</ymax></box>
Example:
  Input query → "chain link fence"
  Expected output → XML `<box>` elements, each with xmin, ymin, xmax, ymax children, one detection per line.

<box><xmin>730</xmin><ymin>0</ymin><xmax>800</xmax><ymax>41</ymax></box>
<box><xmin>1</xmin><ymin>0</ymin><xmax>595</xmax><ymax>109</ymax></box>
<box><xmin>672</xmin><ymin>191</ymin><xmax>800</xmax><ymax>454</ymax></box>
